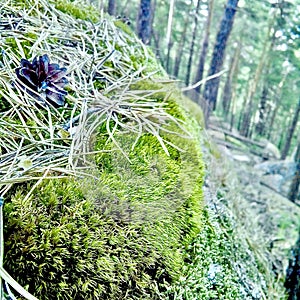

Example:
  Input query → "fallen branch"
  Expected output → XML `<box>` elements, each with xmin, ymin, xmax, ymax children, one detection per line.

<box><xmin>181</xmin><ymin>69</ymin><xmax>227</xmax><ymax>92</ymax></box>
<box><xmin>209</xmin><ymin>124</ymin><xmax>265</xmax><ymax>148</ymax></box>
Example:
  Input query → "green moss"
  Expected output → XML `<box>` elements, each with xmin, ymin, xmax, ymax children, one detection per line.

<box><xmin>53</xmin><ymin>0</ymin><xmax>99</xmax><ymax>22</ymax></box>
<box><xmin>4</xmin><ymin>179</ymin><xmax>166</xmax><ymax>299</ymax></box>
<box><xmin>3</xmin><ymin>84</ymin><xmax>205</xmax><ymax>299</ymax></box>
<box><xmin>114</xmin><ymin>20</ymin><xmax>135</xmax><ymax>37</ymax></box>
<box><xmin>165</xmin><ymin>211</ymin><xmax>254</xmax><ymax>300</ymax></box>
<box><xmin>1</xmin><ymin>0</ymin><xmax>207</xmax><ymax>299</ymax></box>
<box><xmin>4</xmin><ymin>125</ymin><xmax>204</xmax><ymax>299</ymax></box>
<box><xmin>93</xmin><ymin>125</ymin><xmax>204</xmax><ymax>277</ymax></box>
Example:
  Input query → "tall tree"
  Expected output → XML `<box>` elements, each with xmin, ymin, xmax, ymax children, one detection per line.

<box><xmin>255</xmin><ymin>76</ymin><xmax>270</xmax><ymax>136</ymax></box>
<box><xmin>173</xmin><ymin>1</ymin><xmax>193</xmax><ymax>78</ymax></box>
<box><xmin>137</xmin><ymin>0</ymin><xmax>152</xmax><ymax>45</ymax></box>
<box><xmin>203</xmin><ymin>0</ymin><xmax>239</xmax><ymax>120</ymax></box>
<box><xmin>239</xmin><ymin>15</ymin><xmax>275</xmax><ymax>137</ymax></box>
<box><xmin>288</xmin><ymin>141</ymin><xmax>300</xmax><ymax>202</ymax></box>
<box><xmin>185</xmin><ymin>0</ymin><xmax>201</xmax><ymax>86</ymax></box>
<box><xmin>193</xmin><ymin>0</ymin><xmax>214</xmax><ymax>94</ymax></box>
<box><xmin>221</xmin><ymin>41</ymin><xmax>241</xmax><ymax>117</ymax></box>
<box><xmin>285</xmin><ymin>232</ymin><xmax>300</xmax><ymax>299</ymax></box>
<box><xmin>107</xmin><ymin>0</ymin><xmax>116</xmax><ymax>15</ymax></box>
<box><xmin>281</xmin><ymin>98</ymin><xmax>300</xmax><ymax>160</ymax></box>
<box><xmin>166</xmin><ymin>0</ymin><xmax>175</xmax><ymax>73</ymax></box>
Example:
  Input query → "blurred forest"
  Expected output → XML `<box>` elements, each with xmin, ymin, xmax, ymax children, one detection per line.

<box><xmin>99</xmin><ymin>0</ymin><xmax>299</xmax><ymax>164</ymax></box>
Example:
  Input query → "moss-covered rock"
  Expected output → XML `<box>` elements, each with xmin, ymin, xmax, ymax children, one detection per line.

<box><xmin>0</xmin><ymin>1</ymin><xmax>284</xmax><ymax>300</ymax></box>
<box><xmin>0</xmin><ymin>0</ymin><xmax>205</xmax><ymax>299</ymax></box>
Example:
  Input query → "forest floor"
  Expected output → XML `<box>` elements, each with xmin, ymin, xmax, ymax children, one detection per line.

<box><xmin>204</xmin><ymin>117</ymin><xmax>300</xmax><ymax>286</ymax></box>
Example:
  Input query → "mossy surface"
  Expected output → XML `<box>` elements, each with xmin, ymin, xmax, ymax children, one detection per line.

<box><xmin>4</xmin><ymin>95</ymin><xmax>205</xmax><ymax>299</ymax></box>
<box><xmin>0</xmin><ymin>0</ymin><xmax>273</xmax><ymax>300</ymax></box>
<box><xmin>1</xmin><ymin>0</ymin><xmax>206</xmax><ymax>294</ymax></box>
<box><xmin>0</xmin><ymin>0</ymin><xmax>282</xmax><ymax>300</ymax></box>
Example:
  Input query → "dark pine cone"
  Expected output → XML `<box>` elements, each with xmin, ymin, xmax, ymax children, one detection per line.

<box><xmin>15</xmin><ymin>54</ymin><xmax>68</xmax><ymax>107</ymax></box>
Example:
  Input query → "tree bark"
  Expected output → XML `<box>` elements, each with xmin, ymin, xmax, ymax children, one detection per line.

<box><xmin>166</xmin><ymin>0</ymin><xmax>175</xmax><ymax>73</ymax></box>
<box><xmin>107</xmin><ymin>0</ymin><xmax>116</xmax><ymax>15</ymax></box>
<box><xmin>281</xmin><ymin>98</ymin><xmax>300</xmax><ymax>160</ymax></box>
<box><xmin>288</xmin><ymin>142</ymin><xmax>300</xmax><ymax>202</ymax></box>
<box><xmin>194</xmin><ymin>0</ymin><xmax>214</xmax><ymax>94</ymax></box>
<box><xmin>239</xmin><ymin>16</ymin><xmax>275</xmax><ymax>137</ymax></box>
<box><xmin>255</xmin><ymin>81</ymin><xmax>269</xmax><ymax>136</ymax></box>
<box><xmin>267</xmin><ymin>95</ymin><xmax>280</xmax><ymax>140</ymax></box>
<box><xmin>185</xmin><ymin>0</ymin><xmax>201</xmax><ymax>86</ymax></box>
<box><xmin>137</xmin><ymin>0</ymin><xmax>152</xmax><ymax>45</ymax></box>
<box><xmin>152</xmin><ymin>30</ymin><xmax>162</xmax><ymax>63</ymax></box>
<box><xmin>173</xmin><ymin>3</ymin><xmax>191</xmax><ymax>78</ymax></box>
<box><xmin>222</xmin><ymin>41</ymin><xmax>241</xmax><ymax>118</ymax></box>
<box><xmin>285</xmin><ymin>234</ymin><xmax>300</xmax><ymax>299</ymax></box>
<box><xmin>203</xmin><ymin>0</ymin><xmax>239</xmax><ymax>121</ymax></box>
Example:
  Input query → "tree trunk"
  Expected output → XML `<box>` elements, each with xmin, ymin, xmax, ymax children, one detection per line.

<box><xmin>288</xmin><ymin>142</ymin><xmax>300</xmax><ymax>202</ymax></box>
<box><xmin>185</xmin><ymin>0</ymin><xmax>201</xmax><ymax>86</ymax></box>
<box><xmin>239</xmin><ymin>99</ymin><xmax>254</xmax><ymax>137</ymax></box>
<box><xmin>173</xmin><ymin>27</ymin><xmax>187</xmax><ymax>78</ymax></box>
<box><xmin>267</xmin><ymin>95</ymin><xmax>280</xmax><ymax>140</ymax></box>
<box><xmin>285</xmin><ymin>234</ymin><xmax>300</xmax><ymax>299</ymax></box>
<box><xmin>255</xmin><ymin>81</ymin><xmax>269</xmax><ymax>136</ymax></box>
<box><xmin>239</xmin><ymin>16</ymin><xmax>275</xmax><ymax>137</ymax></box>
<box><xmin>107</xmin><ymin>0</ymin><xmax>116</xmax><ymax>15</ymax></box>
<box><xmin>266</xmin><ymin>86</ymin><xmax>287</xmax><ymax>142</ymax></box>
<box><xmin>166</xmin><ymin>0</ymin><xmax>175</xmax><ymax>73</ymax></box>
<box><xmin>222</xmin><ymin>41</ymin><xmax>241</xmax><ymax>118</ymax></box>
<box><xmin>194</xmin><ymin>0</ymin><xmax>214</xmax><ymax>94</ymax></box>
<box><xmin>237</xmin><ymin>79</ymin><xmax>251</xmax><ymax>131</ymax></box>
<box><xmin>173</xmin><ymin>3</ymin><xmax>191</xmax><ymax>78</ymax></box>
<box><xmin>203</xmin><ymin>0</ymin><xmax>239</xmax><ymax>121</ymax></box>
<box><xmin>152</xmin><ymin>30</ymin><xmax>162</xmax><ymax>64</ymax></box>
<box><xmin>281</xmin><ymin>98</ymin><xmax>300</xmax><ymax>160</ymax></box>
<box><xmin>137</xmin><ymin>0</ymin><xmax>152</xmax><ymax>45</ymax></box>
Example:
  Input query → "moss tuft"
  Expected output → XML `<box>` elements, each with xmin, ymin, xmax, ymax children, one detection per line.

<box><xmin>53</xmin><ymin>0</ymin><xmax>99</xmax><ymax>22</ymax></box>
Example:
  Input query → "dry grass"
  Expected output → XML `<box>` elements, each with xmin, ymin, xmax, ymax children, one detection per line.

<box><xmin>0</xmin><ymin>0</ymin><xmax>187</xmax><ymax>196</ymax></box>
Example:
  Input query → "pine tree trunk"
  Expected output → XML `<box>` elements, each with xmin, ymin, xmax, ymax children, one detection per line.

<box><xmin>173</xmin><ymin>26</ymin><xmax>187</xmax><ymax>78</ymax></box>
<box><xmin>267</xmin><ymin>97</ymin><xmax>280</xmax><ymax>140</ymax></box>
<box><xmin>152</xmin><ymin>30</ymin><xmax>162</xmax><ymax>64</ymax></box>
<box><xmin>281</xmin><ymin>98</ymin><xmax>300</xmax><ymax>160</ymax></box>
<box><xmin>266</xmin><ymin>72</ymin><xmax>289</xmax><ymax>140</ymax></box>
<box><xmin>107</xmin><ymin>0</ymin><xmax>116</xmax><ymax>15</ymax></box>
<box><xmin>166</xmin><ymin>0</ymin><xmax>175</xmax><ymax>73</ymax></box>
<box><xmin>137</xmin><ymin>0</ymin><xmax>152</xmax><ymax>45</ymax></box>
<box><xmin>193</xmin><ymin>0</ymin><xmax>214</xmax><ymax>94</ymax></box>
<box><xmin>285</xmin><ymin>234</ymin><xmax>300</xmax><ymax>299</ymax></box>
<box><xmin>239</xmin><ymin>16</ymin><xmax>275</xmax><ymax>137</ymax></box>
<box><xmin>240</xmin><ymin>100</ymin><xmax>254</xmax><ymax>137</ymax></box>
<box><xmin>222</xmin><ymin>42</ymin><xmax>241</xmax><ymax>117</ymax></box>
<box><xmin>173</xmin><ymin>4</ymin><xmax>191</xmax><ymax>78</ymax></box>
<box><xmin>203</xmin><ymin>0</ymin><xmax>239</xmax><ymax>120</ymax></box>
<box><xmin>255</xmin><ymin>82</ymin><xmax>269</xmax><ymax>136</ymax></box>
<box><xmin>185</xmin><ymin>0</ymin><xmax>201</xmax><ymax>86</ymax></box>
<box><xmin>288</xmin><ymin>142</ymin><xmax>300</xmax><ymax>202</ymax></box>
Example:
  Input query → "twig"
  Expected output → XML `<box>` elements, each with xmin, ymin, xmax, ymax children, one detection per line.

<box><xmin>181</xmin><ymin>69</ymin><xmax>227</xmax><ymax>92</ymax></box>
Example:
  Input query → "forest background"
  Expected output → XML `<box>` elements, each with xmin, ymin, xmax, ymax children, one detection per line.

<box><xmin>101</xmin><ymin>0</ymin><xmax>299</xmax><ymax>168</ymax></box>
